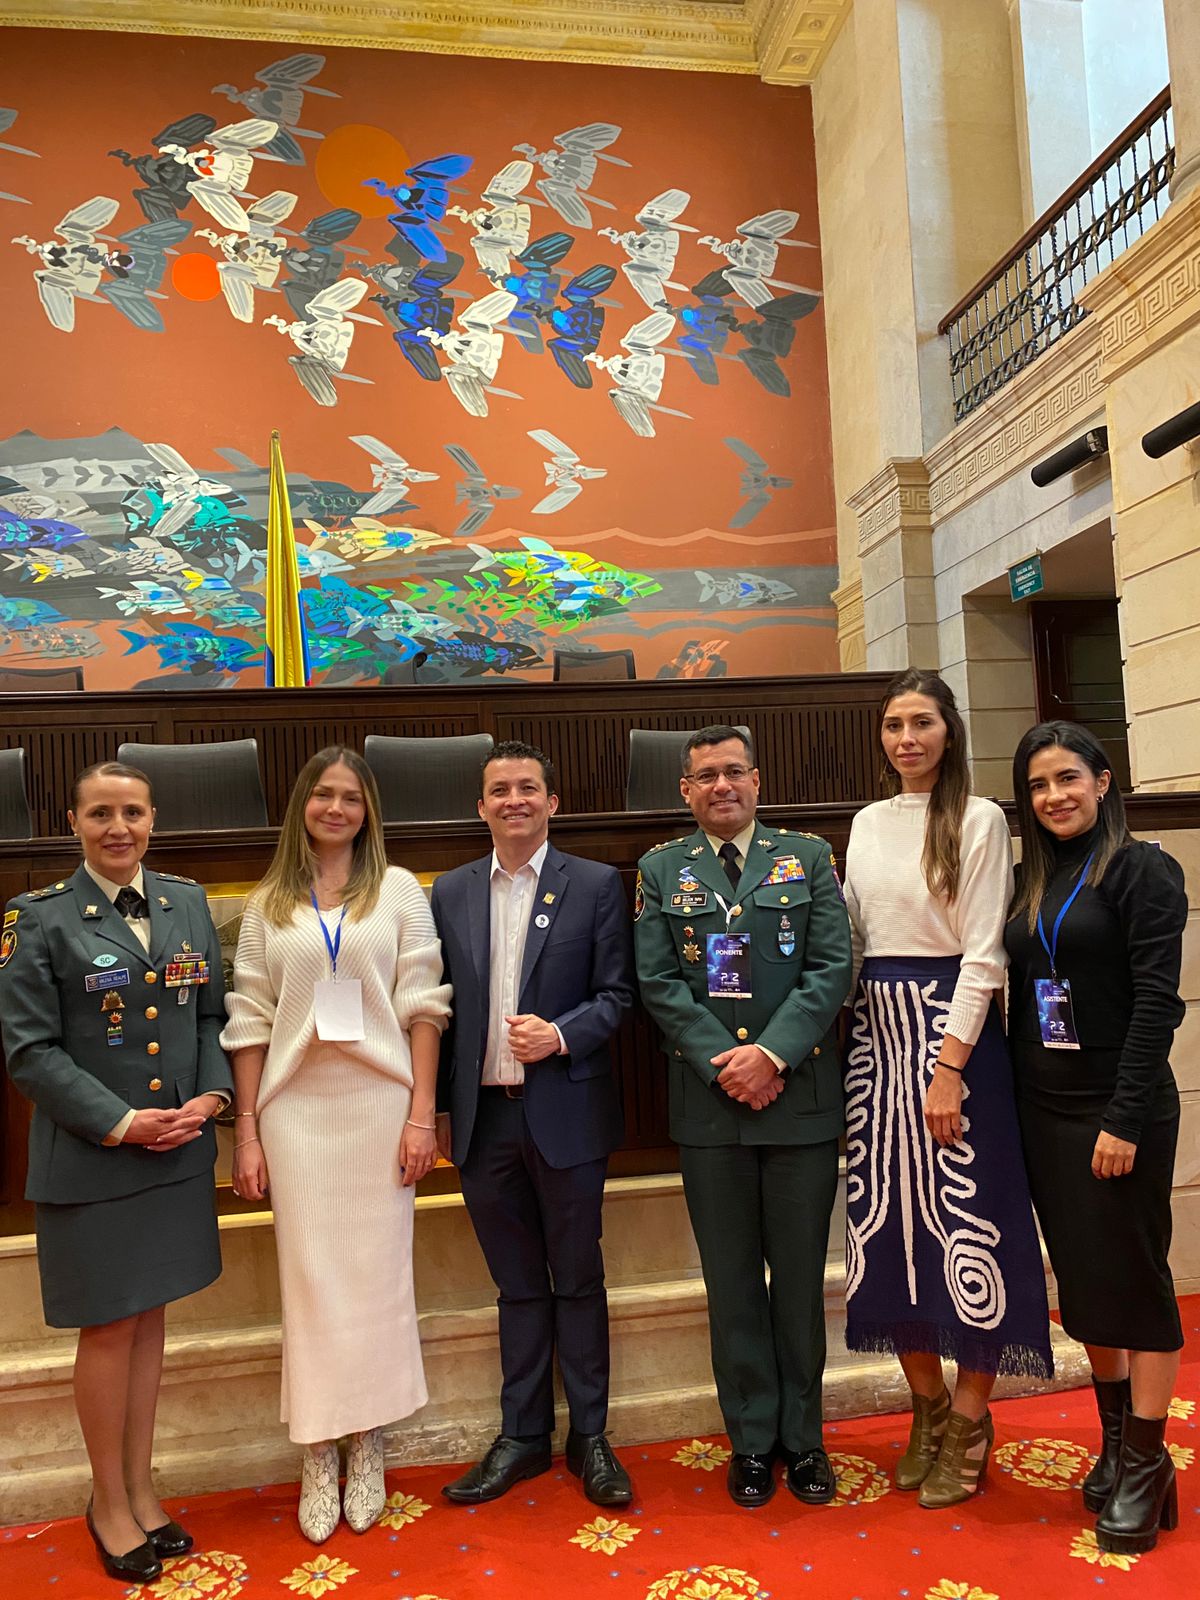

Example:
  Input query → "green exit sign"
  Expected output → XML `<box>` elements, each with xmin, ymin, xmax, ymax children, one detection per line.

<box><xmin>1008</xmin><ymin>554</ymin><xmax>1044</xmax><ymax>602</ymax></box>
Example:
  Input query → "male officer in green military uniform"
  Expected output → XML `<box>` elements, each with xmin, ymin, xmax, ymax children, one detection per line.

<box><xmin>635</xmin><ymin>725</ymin><xmax>851</xmax><ymax>1509</ymax></box>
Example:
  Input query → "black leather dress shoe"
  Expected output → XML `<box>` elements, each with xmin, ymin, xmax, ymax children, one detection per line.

<box><xmin>142</xmin><ymin>1518</ymin><xmax>194</xmax><ymax>1558</ymax></box>
<box><xmin>783</xmin><ymin>1446</ymin><xmax>836</xmax><ymax>1504</ymax></box>
<box><xmin>727</xmin><ymin>1451</ymin><xmax>777</xmax><ymax>1507</ymax></box>
<box><xmin>85</xmin><ymin>1502</ymin><xmax>162</xmax><ymax>1584</ymax></box>
<box><xmin>566</xmin><ymin>1430</ymin><xmax>633</xmax><ymax>1506</ymax></box>
<box><xmin>442</xmin><ymin>1434</ymin><xmax>552</xmax><ymax>1504</ymax></box>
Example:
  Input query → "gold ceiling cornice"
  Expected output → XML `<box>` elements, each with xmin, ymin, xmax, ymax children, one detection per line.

<box><xmin>0</xmin><ymin>0</ymin><xmax>852</xmax><ymax>82</ymax></box>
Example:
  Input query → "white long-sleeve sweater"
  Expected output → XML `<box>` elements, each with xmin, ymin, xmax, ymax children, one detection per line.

<box><xmin>844</xmin><ymin>793</ymin><xmax>1014</xmax><ymax>1046</ymax></box>
<box><xmin>220</xmin><ymin>866</ymin><xmax>451</xmax><ymax>1111</ymax></box>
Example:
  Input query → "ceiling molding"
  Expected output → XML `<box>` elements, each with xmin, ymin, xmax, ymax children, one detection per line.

<box><xmin>0</xmin><ymin>0</ymin><xmax>854</xmax><ymax>81</ymax></box>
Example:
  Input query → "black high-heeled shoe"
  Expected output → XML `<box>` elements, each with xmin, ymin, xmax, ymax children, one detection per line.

<box><xmin>141</xmin><ymin>1517</ymin><xmax>193</xmax><ymax>1557</ymax></box>
<box><xmin>85</xmin><ymin>1500</ymin><xmax>163</xmax><ymax>1584</ymax></box>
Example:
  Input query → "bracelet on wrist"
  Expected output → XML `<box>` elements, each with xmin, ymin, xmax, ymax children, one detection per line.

<box><xmin>935</xmin><ymin>1060</ymin><xmax>964</xmax><ymax>1075</ymax></box>
<box><xmin>235</xmin><ymin>1136</ymin><xmax>261</xmax><ymax>1149</ymax></box>
<box><xmin>235</xmin><ymin>1110</ymin><xmax>257</xmax><ymax>1119</ymax></box>
<box><xmin>406</xmin><ymin>1119</ymin><xmax>436</xmax><ymax>1132</ymax></box>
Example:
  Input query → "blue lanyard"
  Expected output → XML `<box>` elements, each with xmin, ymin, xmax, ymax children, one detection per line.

<box><xmin>1036</xmin><ymin>852</ymin><xmax>1094</xmax><ymax>977</ymax></box>
<box><xmin>310</xmin><ymin>892</ymin><xmax>346</xmax><ymax>978</ymax></box>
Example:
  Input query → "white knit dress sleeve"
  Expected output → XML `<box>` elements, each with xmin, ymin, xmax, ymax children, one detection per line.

<box><xmin>389</xmin><ymin>870</ymin><xmax>452</xmax><ymax>1033</ymax></box>
<box><xmin>945</xmin><ymin>800</ymin><xmax>1014</xmax><ymax>1046</ymax></box>
<box><xmin>220</xmin><ymin>901</ymin><xmax>277</xmax><ymax>1050</ymax></box>
<box><xmin>843</xmin><ymin>811</ymin><xmax>867</xmax><ymax>1003</ymax></box>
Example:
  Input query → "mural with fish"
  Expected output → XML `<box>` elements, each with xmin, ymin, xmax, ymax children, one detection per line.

<box><xmin>0</xmin><ymin>30</ymin><xmax>837</xmax><ymax>687</ymax></box>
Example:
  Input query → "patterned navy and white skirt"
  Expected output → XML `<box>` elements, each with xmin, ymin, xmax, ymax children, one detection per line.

<box><xmin>844</xmin><ymin>956</ymin><xmax>1054</xmax><ymax>1378</ymax></box>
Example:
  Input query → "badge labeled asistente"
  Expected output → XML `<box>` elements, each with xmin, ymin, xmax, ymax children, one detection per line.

<box><xmin>1035</xmin><ymin>978</ymin><xmax>1081</xmax><ymax>1049</ymax></box>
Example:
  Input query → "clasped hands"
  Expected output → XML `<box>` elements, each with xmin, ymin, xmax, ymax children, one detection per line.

<box><xmin>711</xmin><ymin>1044</ymin><xmax>782</xmax><ymax>1110</ymax></box>
<box><xmin>127</xmin><ymin>1094</ymin><xmax>223</xmax><ymax>1152</ymax></box>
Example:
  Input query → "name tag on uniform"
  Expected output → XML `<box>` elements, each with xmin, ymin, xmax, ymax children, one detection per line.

<box><xmin>85</xmin><ymin>968</ymin><xmax>130</xmax><ymax>993</ymax></box>
<box><xmin>314</xmin><ymin>977</ymin><xmax>365</xmax><ymax>1042</ymax></box>
<box><xmin>1035</xmin><ymin>978</ymin><xmax>1081</xmax><ymax>1049</ymax></box>
<box><xmin>670</xmin><ymin>890</ymin><xmax>710</xmax><ymax>911</ymax></box>
<box><xmin>707</xmin><ymin>933</ymin><xmax>752</xmax><ymax>1000</ymax></box>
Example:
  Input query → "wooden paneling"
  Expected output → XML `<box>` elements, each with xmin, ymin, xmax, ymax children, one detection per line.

<box><xmin>0</xmin><ymin>675</ymin><xmax>893</xmax><ymax>834</ymax></box>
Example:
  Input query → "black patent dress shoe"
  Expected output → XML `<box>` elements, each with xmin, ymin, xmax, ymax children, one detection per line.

<box><xmin>442</xmin><ymin>1434</ymin><xmax>552</xmax><ymax>1504</ymax></box>
<box><xmin>85</xmin><ymin>1501</ymin><xmax>162</xmax><ymax>1584</ymax></box>
<box><xmin>727</xmin><ymin>1451</ymin><xmax>777</xmax><ymax>1507</ymax></box>
<box><xmin>142</xmin><ymin>1518</ymin><xmax>194</xmax><ymax>1557</ymax></box>
<box><xmin>566</xmin><ymin>1430</ymin><xmax>633</xmax><ymax>1506</ymax></box>
<box><xmin>782</xmin><ymin>1445</ymin><xmax>836</xmax><ymax>1504</ymax></box>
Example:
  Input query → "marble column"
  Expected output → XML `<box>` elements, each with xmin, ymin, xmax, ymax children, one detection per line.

<box><xmin>1165</xmin><ymin>0</ymin><xmax>1200</xmax><ymax>200</ymax></box>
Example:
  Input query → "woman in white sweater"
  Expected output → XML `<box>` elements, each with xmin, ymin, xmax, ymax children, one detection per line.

<box><xmin>842</xmin><ymin>670</ymin><xmax>1051</xmax><ymax>1510</ymax></box>
<box><xmin>221</xmin><ymin>747</ymin><xmax>450</xmax><ymax>1543</ymax></box>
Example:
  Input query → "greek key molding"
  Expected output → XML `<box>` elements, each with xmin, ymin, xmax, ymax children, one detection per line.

<box><xmin>848</xmin><ymin>459</ymin><xmax>931</xmax><ymax>557</ymax></box>
<box><xmin>830</xmin><ymin>572</ymin><xmax>865</xmax><ymax>670</ymax></box>
<box><xmin>1078</xmin><ymin>186</ymin><xmax>1200</xmax><ymax>382</ymax></box>
<box><xmin>923</xmin><ymin>315</ymin><xmax>1105</xmax><ymax>524</ymax></box>
<box><xmin>0</xmin><ymin>0</ymin><xmax>854</xmax><ymax>79</ymax></box>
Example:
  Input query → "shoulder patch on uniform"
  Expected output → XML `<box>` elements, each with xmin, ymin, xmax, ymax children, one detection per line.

<box><xmin>0</xmin><ymin>926</ymin><xmax>14</xmax><ymax>966</ymax></box>
<box><xmin>634</xmin><ymin>869</ymin><xmax>645</xmax><ymax>921</ymax></box>
<box><xmin>26</xmin><ymin>881</ymin><xmax>71</xmax><ymax>902</ymax></box>
<box><xmin>154</xmin><ymin>872</ymin><xmax>198</xmax><ymax>886</ymax></box>
<box><xmin>647</xmin><ymin>835</ymin><xmax>688</xmax><ymax>855</ymax></box>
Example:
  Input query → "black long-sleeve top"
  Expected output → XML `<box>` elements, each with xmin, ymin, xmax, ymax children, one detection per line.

<box><xmin>1004</xmin><ymin>826</ymin><xmax>1188</xmax><ymax>1142</ymax></box>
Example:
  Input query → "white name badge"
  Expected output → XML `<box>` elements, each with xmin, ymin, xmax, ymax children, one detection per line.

<box><xmin>314</xmin><ymin>977</ymin><xmax>365</xmax><ymax>1042</ymax></box>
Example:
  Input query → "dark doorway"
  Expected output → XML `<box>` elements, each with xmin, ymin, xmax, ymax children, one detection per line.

<box><xmin>1030</xmin><ymin>599</ymin><xmax>1130</xmax><ymax>790</ymax></box>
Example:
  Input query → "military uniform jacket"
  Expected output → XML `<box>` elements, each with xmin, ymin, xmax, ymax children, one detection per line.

<box><xmin>0</xmin><ymin>863</ymin><xmax>232</xmax><ymax>1205</ymax></box>
<box><xmin>635</xmin><ymin>823</ymin><xmax>852</xmax><ymax>1147</ymax></box>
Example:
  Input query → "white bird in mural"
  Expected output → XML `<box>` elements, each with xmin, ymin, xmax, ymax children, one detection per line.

<box><xmin>11</xmin><ymin>195</ymin><xmax>122</xmax><ymax>332</ymax></box>
<box><xmin>264</xmin><ymin>276</ymin><xmax>376</xmax><ymax>406</ymax></box>
<box><xmin>0</xmin><ymin>107</ymin><xmax>40</xmax><ymax>205</ymax></box>
<box><xmin>142</xmin><ymin>443</ymin><xmax>235</xmax><ymax>541</ymax></box>
<box><xmin>512</xmin><ymin>122</ymin><xmax>629</xmax><ymax>229</ymax></box>
<box><xmin>584</xmin><ymin>311</ymin><xmax>691</xmax><ymax>438</ymax></box>
<box><xmin>697</xmin><ymin>209</ymin><xmax>818</xmax><ymax>309</ymax></box>
<box><xmin>527</xmin><ymin>429</ymin><xmax>607</xmax><ymax>514</ymax></box>
<box><xmin>196</xmin><ymin>188</ymin><xmax>298</xmax><ymax>321</ymax></box>
<box><xmin>447</xmin><ymin>160</ymin><xmax>535</xmax><ymax>280</ymax></box>
<box><xmin>419</xmin><ymin>289</ymin><xmax>522</xmax><ymax>418</ymax></box>
<box><xmin>348</xmin><ymin>434</ymin><xmax>440</xmax><ymax>517</ymax></box>
<box><xmin>158</xmin><ymin>118</ymin><xmax>280</xmax><ymax>232</ymax></box>
<box><xmin>599</xmin><ymin>188</ymin><xmax>696</xmax><ymax>310</ymax></box>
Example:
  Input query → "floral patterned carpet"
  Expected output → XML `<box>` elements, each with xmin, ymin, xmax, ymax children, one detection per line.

<box><xmin>5</xmin><ymin>1301</ymin><xmax>1197</xmax><ymax>1600</ymax></box>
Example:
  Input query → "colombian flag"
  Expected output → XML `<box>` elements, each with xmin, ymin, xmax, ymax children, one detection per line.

<box><xmin>265</xmin><ymin>430</ymin><xmax>310</xmax><ymax>688</ymax></box>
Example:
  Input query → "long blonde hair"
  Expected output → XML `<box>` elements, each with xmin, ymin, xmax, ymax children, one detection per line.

<box><xmin>255</xmin><ymin>747</ymin><xmax>387</xmax><ymax>926</ymax></box>
<box><xmin>879</xmin><ymin>668</ymin><xmax>971</xmax><ymax>903</ymax></box>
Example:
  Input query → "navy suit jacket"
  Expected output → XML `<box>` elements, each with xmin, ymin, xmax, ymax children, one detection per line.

<box><xmin>431</xmin><ymin>842</ymin><xmax>634</xmax><ymax>1170</ymax></box>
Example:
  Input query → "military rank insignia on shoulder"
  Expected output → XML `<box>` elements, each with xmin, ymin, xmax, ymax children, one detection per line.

<box><xmin>155</xmin><ymin>872</ymin><xmax>198</xmax><ymax>886</ymax></box>
<box><xmin>648</xmin><ymin>835</ymin><xmax>688</xmax><ymax>855</ymax></box>
<box><xmin>27</xmin><ymin>880</ymin><xmax>71</xmax><ymax>901</ymax></box>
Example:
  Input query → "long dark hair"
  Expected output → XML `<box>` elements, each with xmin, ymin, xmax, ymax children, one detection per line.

<box><xmin>879</xmin><ymin>668</ymin><xmax>971</xmax><ymax>902</ymax></box>
<box><xmin>1009</xmin><ymin>720</ymin><xmax>1130</xmax><ymax>931</ymax></box>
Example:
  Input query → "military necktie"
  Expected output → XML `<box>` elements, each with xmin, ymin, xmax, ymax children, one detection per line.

<box><xmin>718</xmin><ymin>841</ymin><xmax>741</xmax><ymax>894</ymax></box>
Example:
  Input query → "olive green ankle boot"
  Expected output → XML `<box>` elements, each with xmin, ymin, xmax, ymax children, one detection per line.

<box><xmin>896</xmin><ymin>1386</ymin><xmax>951</xmax><ymax>1490</ymax></box>
<box><xmin>918</xmin><ymin>1408</ymin><xmax>994</xmax><ymax>1509</ymax></box>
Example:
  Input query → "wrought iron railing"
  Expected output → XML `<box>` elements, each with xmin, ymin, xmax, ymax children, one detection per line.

<box><xmin>939</xmin><ymin>88</ymin><xmax>1174</xmax><ymax>422</ymax></box>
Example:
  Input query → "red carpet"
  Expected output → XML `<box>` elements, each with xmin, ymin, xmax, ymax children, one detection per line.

<box><xmin>6</xmin><ymin>1302</ymin><xmax>1197</xmax><ymax>1600</ymax></box>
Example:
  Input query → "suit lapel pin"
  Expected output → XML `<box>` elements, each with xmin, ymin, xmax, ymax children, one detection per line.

<box><xmin>535</xmin><ymin>912</ymin><xmax>550</xmax><ymax>929</ymax></box>
<box><xmin>542</xmin><ymin>892</ymin><xmax>555</xmax><ymax>904</ymax></box>
<box><xmin>158</xmin><ymin>896</ymin><xmax>169</xmax><ymax>908</ymax></box>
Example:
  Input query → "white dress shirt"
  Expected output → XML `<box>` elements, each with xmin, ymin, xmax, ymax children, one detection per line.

<box><xmin>481</xmin><ymin>840</ymin><xmax>565</xmax><ymax>1085</ymax></box>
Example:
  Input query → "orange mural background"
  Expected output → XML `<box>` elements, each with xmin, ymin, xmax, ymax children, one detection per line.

<box><xmin>0</xmin><ymin>28</ymin><xmax>838</xmax><ymax>688</ymax></box>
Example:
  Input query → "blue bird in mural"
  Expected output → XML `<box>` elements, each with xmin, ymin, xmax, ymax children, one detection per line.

<box><xmin>365</xmin><ymin>245</ymin><xmax>466</xmax><ymax>383</ymax></box>
<box><xmin>498</xmin><ymin>233</ymin><xmax>617</xmax><ymax>383</ymax></box>
<box><xmin>675</xmin><ymin>269</ymin><xmax>820</xmax><ymax>397</ymax></box>
<box><xmin>279</xmin><ymin>207</ymin><xmax>367</xmax><ymax>321</ymax></box>
<box><xmin>212</xmin><ymin>53</ymin><xmax>339</xmax><ymax>165</ymax></box>
<box><xmin>362</xmin><ymin>154</ymin><xmax>473</xmax><ymax>264</ymax></box>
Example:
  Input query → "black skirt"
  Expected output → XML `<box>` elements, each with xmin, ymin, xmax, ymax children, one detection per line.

<box><xmin>1014</xmin><ymin>1042</ymin><xmax>1182</xmax><ymax>1352</ymax></box>
<box><xmin>36</xmin><ymin>1170</ymin><xmax>221</xmax><ymax>1329</ymax></box>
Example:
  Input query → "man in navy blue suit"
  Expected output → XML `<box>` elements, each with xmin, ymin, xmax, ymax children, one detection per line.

<box><xmin>431</xmin><ymin>740</ymin><xmax>636</xmax><ymax>1507</ymax></box>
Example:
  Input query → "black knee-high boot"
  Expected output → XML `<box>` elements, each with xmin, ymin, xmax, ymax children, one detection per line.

<box><xmin>1095</xmin><ymin>1410</ymin><xmax>1178</xmax><ymax>1555</ymax></box>
<box><xmin>1082</xmin><ymin>1376</ymin><xmax>1131</xmax><ymax>1513</ymax></box>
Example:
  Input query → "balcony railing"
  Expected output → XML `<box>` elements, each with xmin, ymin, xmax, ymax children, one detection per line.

<box><xmin>938</xmin><ymin>88</ymin><xmax>1175</xmax><ymax>422</ymax></box>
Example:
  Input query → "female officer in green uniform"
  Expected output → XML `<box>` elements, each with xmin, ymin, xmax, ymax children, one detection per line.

<box><xmin>0</xmin><ymin>761</ymin><xmax>231</xmax><ymax>1584</ymax></box>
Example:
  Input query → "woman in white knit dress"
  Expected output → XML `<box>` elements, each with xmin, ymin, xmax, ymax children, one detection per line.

<box><xmin>221</xmin><ymin>747</ymin><xmax>450</xmax><ymax>1543</ymax></box>
<box><xmin>842</xmin><ymin>670</ymin><xmax>1051</xmax><ymax>1510</ymax></box>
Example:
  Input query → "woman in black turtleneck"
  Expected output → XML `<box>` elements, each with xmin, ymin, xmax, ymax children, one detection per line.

<box><xmin>1006</xmin><ymin>721</ymin><xmax>1186</xmax><ymax>1560</ymax></box>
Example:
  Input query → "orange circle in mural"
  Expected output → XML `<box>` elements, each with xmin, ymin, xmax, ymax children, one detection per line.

<box><xmin>171</xmin><ymin>252</ymin><xmax>222</xmax><ymax>301</ymax></box>
<box><xmin>317</xmin><ymin>123</ymin><xmax>411</xmax><ymax>216</ymax></box>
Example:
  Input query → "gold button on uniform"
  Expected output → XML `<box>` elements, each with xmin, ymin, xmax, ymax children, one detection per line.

<box><xmin>730</xmin><ymin>905</ymin><xmax>742</xmax><ymax>918</ymax></box>
<box><xmin>813</xmin><ymin>1046</ymin><xmax>821</xmax><ymax>1056</ymax></box>
<box><xmin>674</xmin><ymin>1049</ymin><xmax>683</xmax><ymax>1058</ymax></box>
<box><xmin>147</xmin><ymin>1041</ymin><xmax>160</xmax><ymax>1056</ymax></box>
<box><xmin>145</xmin><ymin>1006</ymin><xmax>158</xmax><ymax>1020</ymax></box>
<box><xmin>145</xmin><ymin>971</ymin><xmax>157</xmax><ymax>984</ymax></box>
<box><xmin>736</xmin><ymin>1027</ymin><xmax>748</xmax><ymax>1041</ymax></box>
<box><xmin>149</xmin><ymin>1077</ymin><xmax>162</xmax><ymax>1091</ymax></box>
<box><xmin>780</xmin><ymin>895</ymin><xmax>790</xmax><ymax>905</ymax></box>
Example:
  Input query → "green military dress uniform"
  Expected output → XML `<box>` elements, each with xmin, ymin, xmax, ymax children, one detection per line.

<box><xmin>0</xmin><ymin>864</ymin><xmax>232</xmax><ymax>1327</ymax></box>
<box><xmin>635</xmin><ymin>822</ymin><xmax>852</xmax><ymax>1455</ymax></box>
